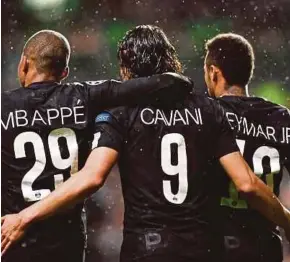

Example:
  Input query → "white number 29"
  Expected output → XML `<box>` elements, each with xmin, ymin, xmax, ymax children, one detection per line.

<box><xmin>161</xmin><ymin>133</ymin><xmax>188</xmax><ymax>204</ymax></box>
<box><xmin>14</xmin><ymin>128</ymin><xmax>78</xmax><ymax>202</ymax></box>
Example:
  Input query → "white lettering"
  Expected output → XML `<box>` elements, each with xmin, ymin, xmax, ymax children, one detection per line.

<box><xmin>3</xmin><ymin>106</ymin><xmax>88</xmax><ymax>129</ymax></box>
<box><xmin>60</xmin><ymin>107</ymin><xmax>73</xmax><ymax>125</ymax></box>
<box><xmin>225</xmin><ymin>112</ymin><xmax>286</xmax><ymax>144</ymax></box>
<box><xmin>226</xmin><ymin>112</ymin><xmax>236</xmax><ymax>129</ymax></box>
<box><xmin>266</xmin><ymin>126</ymin><xmax>277</xmax><ymax>142</ymax></box>
<box><xmin>1</xmin><ymin>112</ymin><xmax>15</xmax><ymax>130</ymax></box>
<box><xmin>73</xmin><ymin>106</ymin><xmax>86</xmax><ymax>124</ymax></box>
<box><xmin>31</xmin><ymin>110</ymin><xmax>47</xmax><ymax>126</ymax></box>
<box><xmin>256</xmin><ymin>124</ymin><xmax>268</xmax><ymax>139</ymax></box>
<box><xmin>185</xmin><ymin>108</ymin><xmax>200</xmax><ymax>125</ymax></box>
<box><xmin>198</xmin><ymin>108</ymin><xmax>203</xmax><ymax>125</ymax></box>
<box><xmin>141</xmin><ymin>108</ymin><xmax>154</xmax><ymax>125</ymax></box>
<box><xmin>47</xmin><ymin>109</ymin><xmax>60</xmax><ymax>125</ymax></box>
<box><xmin>155</xmin><ymin>110</ymin><xmax>169</xmax><ymax>126</ymax></box>
<box><xmin>173</xmin><ymin>110</ymin><xmax>186</xmax><ymax>125</ymax></box>
<box><xmin>15</xmin><ymin>110</ymin><xmax>28</xmax><ymax>127</ymax></box>
<box><xmin>281</xmin><ymin>127</ymin><xmax>290</xmax><ymax>144</ymax></box>
<box><xmin>243</xmin><ymin>118</ymin><xmax>256</xmax><ymax>137</ymax></box>
<box><xmin>140</xmin><ymin>108</ymin><xmax>203</xmax><ymax>126</ymax></box>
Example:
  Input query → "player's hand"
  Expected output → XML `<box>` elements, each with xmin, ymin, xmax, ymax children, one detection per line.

<box><xmin>1</xmin><ymin>214</ymin><xmax>27</xmax><ymax>256</ymax></box>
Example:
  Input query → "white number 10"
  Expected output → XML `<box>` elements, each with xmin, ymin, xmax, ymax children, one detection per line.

<box><xmin>161</xmin><ymin>133</ymin><xmax>188</xmax><ymax>204</ymax></box>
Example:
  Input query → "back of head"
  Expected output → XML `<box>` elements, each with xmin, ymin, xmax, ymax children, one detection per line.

<box><xmin>205</xmin><ymin>33</ymin><xmax>255</xmax><ymax>87</ymax></box>
<box><xmin>23</xmin><ymin>30</ymin><xmax>70</xmax><ymax>79</ymax></box>
<box><xmin>117</xmin><ymin>25</ymin><xmax>182</xmax><ymax>79</ymax></box>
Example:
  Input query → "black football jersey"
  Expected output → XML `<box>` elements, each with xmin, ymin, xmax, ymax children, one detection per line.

<box><xmin>216</xmin><ymin>96</ymin><xmax>290</xmax><ymax>234</ymax></box>
<box><xmin>1</xmin><ymin>74</ymin><xmax>189</xmax><ymax>257</ymax></box>
<box><xmin>93</xmin><ymin>91</ymin><xmax>238</xmax><ymax>256</ymax></box>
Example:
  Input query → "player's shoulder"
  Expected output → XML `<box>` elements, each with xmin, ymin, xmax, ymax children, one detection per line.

<box><xmin>2</xmin><ymin>87</ymin><xmax>29</xmax><ymax>110</ymax></box>
<box><xmin>95</xmin><ymin>106</ymin><xmax>138</xmax><ymax>132</ymax></box>
<box><xmin>68</xmin><ymin>79</ymin><xmax>121</xmax><ymax>102</ymax></box>
<box><xmin>3</xmin><ymin>87</ymin><xmax>26</xmax><ymax>98</ymax></box>
<box><xmin>218</xmin><ymin>95</ymin><xmax>289</xmax><ymax>118</ymax></box>
<box><xmin>189</xmin><ymin>93</ymin><xmax>225</xmax><ymax>117</ymax></box>
<box><xmin>71</xmin><ymin>79</ymin><xmax>121</xmax><ymax>89</ymax></box>
<box><xmin>99</xmin><ymin>106</ymin><xmax>132</xmax><ymax>122</ymax></box>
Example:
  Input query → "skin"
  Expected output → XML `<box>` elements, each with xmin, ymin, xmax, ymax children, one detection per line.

<box><xmin>18</xmin><ymin>53</ymin><xmax>68</xmax><ymax>87</ymax></box>
<box><xmin>2</xmin><ymin>51</ymin><xmax>290</xmax><ymax>256</ymax></box>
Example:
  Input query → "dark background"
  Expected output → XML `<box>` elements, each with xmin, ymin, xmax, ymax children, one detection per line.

<box><xmin>2</xmin><ymin>0</ymin><xmax>290</xmax><ymax>261</ymax></box>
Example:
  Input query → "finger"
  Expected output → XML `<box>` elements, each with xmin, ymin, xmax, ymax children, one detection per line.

<box><xmin>1</xmin><ymin>216</ymin><xmax>6</xmax><ymax>225</ymax></box>
<box><xmin>1</xmin><ymin>239</ymin><xmax>11</xmax><ymax>256</ymax></box>
<box><xmin>1</xmin><ymin>232</ymin><xmax>6</xmax><ymax>241</ymax></box>
<box><xmin>1</xmin><ymin>236</ymin><xmax>9</xmax><ymax>254</ymax></box>
<box><xmin>1</xmin><ymin>227</ymin><xmax>8</xmax><ymax>241</ymax></box>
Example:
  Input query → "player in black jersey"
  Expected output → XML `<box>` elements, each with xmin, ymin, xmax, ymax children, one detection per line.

<box><xmin>2</xmin><ymin>26</ymin><xmax>290</xmax><ymax>262</ymax></box>
<box><xmin>204</xmin><ymin>32</ymin><xmax>290</xmax><ymax>262</ymax></box>
<box><xmin>1</xmin><ymin>29</ymin><xmax>191</xmax><ymax>262</ymax></box>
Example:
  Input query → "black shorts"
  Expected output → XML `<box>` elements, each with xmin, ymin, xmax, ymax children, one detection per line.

<box><xmin>222</xmin><ymin>224</ymin><xmax>283</xmax><ymax>262</ymax></box>
<box><xmin>2</xmin><ymin>236</ymin><xmax>85</xmax><ymax>262</ymax></box>
<box><xmin>120</xmin><ymin>228</ymin><xmax>222</xmax><ymax>262</ymax></box>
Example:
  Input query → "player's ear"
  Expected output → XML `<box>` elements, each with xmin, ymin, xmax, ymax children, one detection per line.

<box><xmin>208</xmin><ymin>65</ymin><xmax>216</xmax><ymax>82</ymax></box>
<box><xmin>60</xmin><ymin>66</ymin><xmax>69</xmax><ymax>81</ymax></box>
<box><xmin>19</xmin><ymin>55</ymin><xmax>29</xmax><ymax>73</ymax></box>
<box><xmin>213</xmin><ymin>71</ymin><xmax>218</xmax><ymax>83</ymax></box>
<box><xmin>18</xmin><ymin>54</ymin><xmax>29</xmax><ymax>87</ymax></box>
<box><xmin>211</xmin><ymin>65</ymin><xmax>219</xmax><ymax>83</ymax></box>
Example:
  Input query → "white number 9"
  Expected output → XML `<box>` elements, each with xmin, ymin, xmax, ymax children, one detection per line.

<box><xmin>161</xmin><ymin>133</ymin><xmax>188</xmax><ymax>204</ymax></box>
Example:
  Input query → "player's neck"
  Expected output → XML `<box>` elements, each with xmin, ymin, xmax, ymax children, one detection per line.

<box><xmin>218</xmin><ymin>85</ymin><xmax>248</xmax><ymax>98</ymax></box>
<box><xmin>24</xmin><ymin>71</ymin><xmax>60</xmax><ymax>88</ymax></box>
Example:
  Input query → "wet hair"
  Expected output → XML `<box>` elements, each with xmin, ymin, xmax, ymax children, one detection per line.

<box><xmin>117</xmin><ymin>25</ymin><xmax>182</xmax><ymax>78</ymax></box>
<box><xmin>205</xmin><ymin>33</ymin><xmax>255</xmax><ymax>87</ymax></box>
<box><xmin>23</xmin><ymin>30</ymin><xmax>70</xmax><ymax>77</ymax></box>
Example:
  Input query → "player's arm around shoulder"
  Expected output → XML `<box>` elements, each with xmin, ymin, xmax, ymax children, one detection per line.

<box><xmin>84</xmin><ymin>73</ymin><xmax>193</xmax><ymax>112</ymax></box>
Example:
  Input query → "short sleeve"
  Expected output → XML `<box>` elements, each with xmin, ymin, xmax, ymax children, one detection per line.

<box><xmin>211</xmin><ymin>101</ymin><xmax>239</xmax><ymax>159</ymax></box>
<box><xmin>91</xmin><ymin>109</ymin><xmax>127</xmax><ymax>153</ymax></box>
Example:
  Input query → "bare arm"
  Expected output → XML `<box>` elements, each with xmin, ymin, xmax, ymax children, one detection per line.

<box><xmin>220</xmin><ymin>151</ymin><xmax>290</xmax><ymax>232</ymax></box>
<box><xmin>21</xmin><ymin>147</ymin><xmax>118</xmax><ymax>223</ymax></box>
<box><xmin>1</xmin><ymin>147</ymin><xmax>118</xmax><ymax>254</ymax></box>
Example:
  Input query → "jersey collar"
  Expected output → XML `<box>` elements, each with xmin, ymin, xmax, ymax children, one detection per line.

<box><xmin>28</xmin><ymin>81</ymin><xmax>60</xmax><ymax>89</ymax></box>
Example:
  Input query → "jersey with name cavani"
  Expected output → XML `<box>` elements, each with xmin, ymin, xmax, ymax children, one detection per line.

<box><xmin>1</xmin><ymin>75</ymin><xmax>184</xmax><ymax>253</ymax></box>
<box><xmin>217</xmin><ymin>96</ymin><xmax>290</xmax><ymax>234</ymax></box>
<box><xmin>93</xmin><ymin>93</ymin><xmax>238</xmax><ymax>238</ymax></box>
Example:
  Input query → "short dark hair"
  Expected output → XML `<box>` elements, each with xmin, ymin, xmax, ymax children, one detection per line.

<box><xmin>117</xmin><ymin>25</ymin><xmax>182</xmax><ymax>78</ymax></box>
<box><xmin>24</xmin><ymin>30</ymin><xmax>70</xmax><ymax>77</ymax></box>
<box><xmin>205</xmin><ymin>33</ymin><xmax>255</xmax><ymax>87</ymax></box>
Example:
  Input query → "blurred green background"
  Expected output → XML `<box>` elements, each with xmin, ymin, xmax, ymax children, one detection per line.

<box><xmin>2</xmin><ymin>1</ymin><xmax>290</xmax><ymax>261</ymax></box>
<box><xmin>2</xmin><ymin>0</ymin><xmax>290</xmax><ymax>107</ymax></box>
